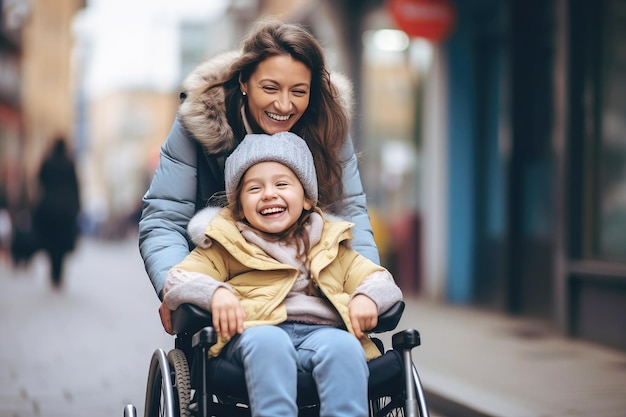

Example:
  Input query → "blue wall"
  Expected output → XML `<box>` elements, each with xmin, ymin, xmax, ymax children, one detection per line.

<box><xmin>446</xmin><ymin>6</ymin><xmax>476</xmax><ymax>302</ymax></box>
<box><xmin>444</xmin><ymin>0</ymin><xmax>506</xmax><ymax>303</ymax></box>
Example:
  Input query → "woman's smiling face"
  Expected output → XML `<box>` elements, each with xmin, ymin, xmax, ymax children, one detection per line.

<box><xmin>240</xmin><ymin>55</ymin><xmax>311</xmax><ymax>135</ymax></box>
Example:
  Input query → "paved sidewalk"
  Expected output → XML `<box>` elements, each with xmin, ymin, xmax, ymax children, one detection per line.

<box><xmin>0</xmin><ymin>237</ymin><xmax>172</xmax><ymax>417</ymax></box>
<box><xmin>383</xmin><ymin>297</ymin><xmax>626</xmax><ymax>417</ymax></box>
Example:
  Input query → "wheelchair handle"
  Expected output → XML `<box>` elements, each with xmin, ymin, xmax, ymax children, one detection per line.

<box><xmin>171</xmin><ymin>300</ymin><xmax>406</xmax><ymax>336</ymax></box>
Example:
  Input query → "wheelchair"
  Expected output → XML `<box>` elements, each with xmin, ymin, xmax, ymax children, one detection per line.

<box><xmin>124</xmin><ymin>300</ymin><xmax>430</xmax><ymax>417</ymax></box>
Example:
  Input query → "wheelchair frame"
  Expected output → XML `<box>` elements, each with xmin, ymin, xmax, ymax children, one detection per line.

<box><xmin>124</xmin><ymin>301</ymin><xmax>430</xmax><ymax>417</ymax></box>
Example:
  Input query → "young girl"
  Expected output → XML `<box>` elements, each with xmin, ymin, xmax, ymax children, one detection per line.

<box><xmin>163</xmin><ymin>131</ymin><xmax>402</xmax><ymax>417</ymax></box>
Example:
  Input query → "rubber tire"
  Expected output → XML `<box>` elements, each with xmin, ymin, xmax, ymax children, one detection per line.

<box><xmin>168</xmin><ymin>349</ymin><xmax>191</xmax><ymax>417</ymax></box>
<box><xmin>144</xmin><ymin>349</ymin><xmax>191</xmax><ymax>417</ymax></box>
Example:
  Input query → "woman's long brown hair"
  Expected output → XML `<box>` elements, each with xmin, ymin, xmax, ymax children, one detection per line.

<box><xmin>205</xmin><ymin>19</ymin><xmax>349</xmax><ymax>213</ymax></box>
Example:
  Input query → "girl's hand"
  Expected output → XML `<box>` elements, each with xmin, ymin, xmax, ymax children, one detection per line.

<box><xmin>211</xmin><ymin>287</ymin><xmax>246</xmax><ymax>342</ymax></box>
<box><xmin>349</xmin><ymin>294</ymin><xmax>378</xmax><ymax>339</ymax></box>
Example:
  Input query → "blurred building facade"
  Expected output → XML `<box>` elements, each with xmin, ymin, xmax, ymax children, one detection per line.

<box><xmin>0</xmin><ymin>0</ymin><xmax>85</xmax><ymax>217</ymax></box>
<box><xmin>0</xmin><ymin>0</ymin><xmax>27</xmax><ymax>213</ymax></box>
<box><xmin>1</xmin><ymin>0</ymin><xmax>625</xmax><ymax>352</ymax></box>
<box><xmin>441</xmin><ymin>0</ymin><xmax>626</xmax><ymax>351</ymax></box>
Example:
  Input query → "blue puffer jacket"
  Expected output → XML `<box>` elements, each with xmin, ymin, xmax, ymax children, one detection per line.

<box><xmin>138</xmin><ymin>51</ymin><xmax>379</xmax><ymax>297</ymax></box>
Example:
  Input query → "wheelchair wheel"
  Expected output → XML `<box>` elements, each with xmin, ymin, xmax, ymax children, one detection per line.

<box><xmin>144</xmin><ymin>348</ymin><xmax>191</xmax><ymax>417</ymax></box>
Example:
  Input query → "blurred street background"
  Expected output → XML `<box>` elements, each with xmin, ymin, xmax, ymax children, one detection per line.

<box><xmin>1</xmin><ymin>0</ymin><xmax>626</xmax><ymax>416</ymax></box>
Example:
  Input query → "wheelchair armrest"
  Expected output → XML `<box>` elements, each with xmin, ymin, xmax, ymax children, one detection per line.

<box><xmin>369</xmin><ymin>300</ymin><xmax>405</xmax><ymax>333</ymax></box>
<box><xmin>171</xmin><ymin>300</ymin><xmax>405</xmax><ymax>335</ymax></box>
<box><xmin>171</xmin><ymin>303</ymin><xmax>213</xmax><ymax>335</ymax></box>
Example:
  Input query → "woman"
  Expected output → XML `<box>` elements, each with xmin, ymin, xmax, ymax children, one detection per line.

<box><xmin>139</xmin><ymin>19</ymin><xmax>379</xmax><ymax>333</ymax></box>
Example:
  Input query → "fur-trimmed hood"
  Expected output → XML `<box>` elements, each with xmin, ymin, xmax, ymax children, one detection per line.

<box><xmin>177</xmin><ymin>51</ymin><xmax>354</xmax><ymax>156</ymax></box>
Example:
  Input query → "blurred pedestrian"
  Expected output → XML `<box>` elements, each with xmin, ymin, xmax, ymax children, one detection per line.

<box><xmin>10</xmin><ymin>187</ymin><xmax>40</xmax><ymax>268</ymax></box>
<box><xmin>0</xmin><ymin>185</ymin><xmax>11</xmax><ymax>264</ymax></box>
<box><xmin>33</xmin><ymin>137</ymin><xmax>81</xmax><ymax>288</ymax></box>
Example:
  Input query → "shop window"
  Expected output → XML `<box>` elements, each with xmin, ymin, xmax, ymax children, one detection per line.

<box><xmin>590</xmin><ymin>0</ymin><xmax>626</xmax><ymax>261</ymax></box>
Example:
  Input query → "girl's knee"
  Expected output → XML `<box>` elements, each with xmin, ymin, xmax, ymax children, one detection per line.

<box><xmin>239</xmin><ymin>325</ymin><xmax>294</xmax><ymax>359</ymax></box>
<box><xmin>330</xmin><ymin>329</ymin><xmax>364</xmax><ymax>352</ymax></box>
<box><xmin>315</xmin><ymin>329</ymin><xmax>366</xmax><ymax>364</ymax></box>
<box><xmin>242</xmin><ymin>325</ymin><xmax>288</xmax><ymax>342</ymax></box>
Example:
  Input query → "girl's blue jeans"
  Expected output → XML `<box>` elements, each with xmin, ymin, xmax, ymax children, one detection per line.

<box><xmin>220</xmin><ymin>323</ymin><xmax>369</xmax><ymax>417</ymax></box>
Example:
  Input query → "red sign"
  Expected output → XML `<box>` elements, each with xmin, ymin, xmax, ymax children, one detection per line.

<box><xmin>387</xmin><ymin>0</ymin><xmax>456</xmax><ymax>42</ymax></box>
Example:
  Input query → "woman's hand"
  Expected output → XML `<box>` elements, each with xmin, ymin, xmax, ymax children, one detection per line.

<box><xmin>211</xmin><ymin>287</ymin><xmax>246</xmax><ymax>342</ymax></box>
<box><xmin>159</xmin><ymin>301</ymin><xmax>174</xmax><ymax>335</ymax></box>
<box><xmin>349</xmin><ymin>294</ymin><xmax>378</xmax><ymax>339</ymax></box>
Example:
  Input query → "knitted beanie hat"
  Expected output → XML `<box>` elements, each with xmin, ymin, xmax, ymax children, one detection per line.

<box><xmin>224</xmin><ymin>132</ymin><xmax>318</xmax><ymax>205</ymax></box>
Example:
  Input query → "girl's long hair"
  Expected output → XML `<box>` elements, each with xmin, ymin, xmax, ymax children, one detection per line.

<box><xmin>204</xmin><ymin>19</ymin><xmax>349</xmax><ymax>213</ymax></box>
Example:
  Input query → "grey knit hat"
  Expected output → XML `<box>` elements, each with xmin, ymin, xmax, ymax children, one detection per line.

<box><xmin>224</xmin><ymin>132</ymin><xmax>318</xmax><ymax>204</ymax></box>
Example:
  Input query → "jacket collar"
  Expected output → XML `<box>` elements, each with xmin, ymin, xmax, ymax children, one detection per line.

<box><xmin>188</xmin><ymin>206</ymin><xmax>354</xmax><ymax>252</ymax></box>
